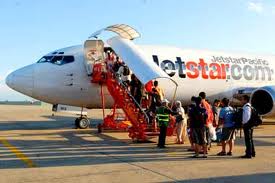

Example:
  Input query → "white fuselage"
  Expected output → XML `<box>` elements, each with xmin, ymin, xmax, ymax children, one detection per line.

<box><xmin>6</xmin><ymin>44</ymin><xmax>275</xmax><ymax>108</ymax></box>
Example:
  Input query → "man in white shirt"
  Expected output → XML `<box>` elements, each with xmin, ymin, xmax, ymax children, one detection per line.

<box><xmin>241</xmin><ymin>95</ymin><xmax>256</xmax><ymax>159</ymax></box>
<box><xmin>117</xmin><ymin>62</ymin><xmax>131</xmax><ymax>85</ymax></box>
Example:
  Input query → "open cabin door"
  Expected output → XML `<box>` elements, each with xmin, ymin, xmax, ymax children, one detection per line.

<box><xmin>84</xmin><ymin>40</ymin><xmax>104</xmax><ymax>76</ymax></box>
<box><xmin>107</xmin><ymin>36</ymin><xmax>178</xmax><ymax>103</ymax></box>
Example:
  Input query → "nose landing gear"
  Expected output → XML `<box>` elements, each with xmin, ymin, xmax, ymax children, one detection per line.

<box><xmin>75</xmin><ymin>116</ymin><xmax>90</xmax><ymax>129</ymax></box>
<box><xmin>74</xmin><ymin>107</ymin><xmax>90</xmax><ymax>129</ymax></box>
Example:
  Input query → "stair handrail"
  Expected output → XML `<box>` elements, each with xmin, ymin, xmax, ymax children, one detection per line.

<box><xmin>115</xmin><ymin>77</ymin><xmax>150</xmax><ymax>125</ymax></box>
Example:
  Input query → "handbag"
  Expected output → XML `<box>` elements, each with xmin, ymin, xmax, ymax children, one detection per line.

<box><xmin>176</xmin><ymin>115</ymin><xmax>184</xmax><ymax>123</ymax></box>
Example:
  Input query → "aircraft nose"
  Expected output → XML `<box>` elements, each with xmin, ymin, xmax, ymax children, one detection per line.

<box><xmin>5</xmin><ymin>72</ymin><xmax>13</xmax><ymax>88</ymax></box>
<box><xmin>5</xmin><ymin>65</ymin><xmax>34</xmax><ymax>97</ymax></box>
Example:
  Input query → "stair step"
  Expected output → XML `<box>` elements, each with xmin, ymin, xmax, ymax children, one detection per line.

<box><xmin>145</xmin><ymin>132</ymin><xmax>160</xmax><ymax>136</ymax></box>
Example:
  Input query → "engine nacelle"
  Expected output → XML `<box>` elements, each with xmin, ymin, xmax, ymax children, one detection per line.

<box><xmin>251</xmin><ymin>86</ymin><xmax>275</xmax><ymax>117</ymax></box>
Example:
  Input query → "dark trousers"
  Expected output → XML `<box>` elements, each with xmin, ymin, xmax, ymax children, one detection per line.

<box><xmin>158</xmin><ymin>125</ymin><xmax>167</xmax><ymax>147</ymax></box>
<box><xmin>243</xmin><ymin>127</ymin><xmax>256</xmax><ymax>157</ymax></box>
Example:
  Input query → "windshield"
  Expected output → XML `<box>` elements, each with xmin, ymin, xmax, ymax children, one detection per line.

<box><xmin>37</xmin><ymin>56</ymin><xmax>74</xmax><ymax>65</ymax></box>
<box><xmin>37</xmin><ymin>56</ymin><xmax>53</xmax><ymax>63</ymax></box>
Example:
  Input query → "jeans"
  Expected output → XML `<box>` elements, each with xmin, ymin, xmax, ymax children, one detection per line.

<box><xmin>243</xmin><ymin>127</ymin><xmax>256</xmax><ymax>156</ymax></box>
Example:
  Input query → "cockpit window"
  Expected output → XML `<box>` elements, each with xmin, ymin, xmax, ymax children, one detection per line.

<box><xmin>37</xmin><ymin>56</ymin><xmax>53</xmax><ymax>63</ymax></box>
<box><xmin>62</xmin><ymin>56</ymin><xmax>74</xmax><ymax>64</ymax></box>
<box><xmin>37</xmin><ymin>56</ymin><xmax>75</xmax><ymax>65</ymax></box>
<box><xmin>51</xmin><ymin>56</ymin><xmax>63</xmax><ymax>65</ymax></box>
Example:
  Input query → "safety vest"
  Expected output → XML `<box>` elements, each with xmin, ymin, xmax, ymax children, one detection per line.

<box><xmin>156</xmin><ymin>107</ymin><xmax>170</xmax><ymax>127</ymax></box>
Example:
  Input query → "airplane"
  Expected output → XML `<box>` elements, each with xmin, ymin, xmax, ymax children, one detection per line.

<box><xmin>5</xmin><ymin>24</ymin><xmax>275</xmax><ymax>131</ymax></box>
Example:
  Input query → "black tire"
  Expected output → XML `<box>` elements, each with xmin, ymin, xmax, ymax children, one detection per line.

<box><xmin>75</xmin><ymin>118</ymin><xmax>80</xmax><ymax>128</ymax></box>
<box><xmin>78</xmin><ymin>118</ymin><xmax>90</xmax><ymax>129</ymax></box>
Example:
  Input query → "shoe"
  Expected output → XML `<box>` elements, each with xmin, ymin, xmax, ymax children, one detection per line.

<box><xmin>241</xmin><ymin>155</ymin><xmax>252</xmax><ymax>159</ymax></box>
<box><xmin>158</xmin><ymin>146</ymin><xmax>166</xmax><ymax>148</ymax></box>
<box><xmin>202</xmin><ymin>155</ymin><xmax>207</xmax><ymax>158</ymax></box>
<box><xmin>217</xmin><ymin>151</ymin><xmax>226</xmax><ymax>156</ymax></box>
<box><xmin>227</xmin><ymin>152</ymin><xmax>232</xmax><ymax>156</ymax></box>
<box><xmin>191</xmin><ymin>154</ymin><xmax>199</xmax><ymax>158</ymax></box>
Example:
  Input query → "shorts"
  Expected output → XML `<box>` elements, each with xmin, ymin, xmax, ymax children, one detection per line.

<box><xmin>192</xmin><ymin>127</ymin><xmax>207</xmax><ymax>146</ymax></box>
<box><xmin>205</xmin><ymin>126</ymin><xmax>211</xmax><ymax>145</ymax></box>
<box><xmin>221</xmin><ymin>127</ymin><xmax>235</xmax><ymax>141</ymax></box>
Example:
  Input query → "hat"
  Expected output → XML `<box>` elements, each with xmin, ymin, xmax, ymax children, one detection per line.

<box><xmin>162</xmin><ymin>99</ymin><xmax>170</xmax><ymax>104</ymax></box>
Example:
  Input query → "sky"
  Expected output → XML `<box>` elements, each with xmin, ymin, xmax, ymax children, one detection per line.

<box><xmin>0</xmin><ymin>0</ymin><xmax>275</xmax><ymax>100</ymax></box>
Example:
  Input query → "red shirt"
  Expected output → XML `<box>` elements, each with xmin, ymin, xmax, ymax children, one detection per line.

<box><xmin>145</xmin><ymin>81</ymin><xmax>153</xmax><ymax>92</ymax></box>
<box><xmin>202</xmin><ymin>100</ymin><xmax>213</xmax><ymax>126</ymax></box>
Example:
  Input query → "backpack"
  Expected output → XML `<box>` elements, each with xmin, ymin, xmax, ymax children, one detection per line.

<box><xmin>123</xmin><ymin>66</ymin><xmax>130</xmax><ymax>76</ymax></box>
<box><xmin>232</xmin><ymin>108</ymin><xmax>243</xmax><ymax>129</ymax></box>
<box><xmin>247</xmin><ymin>106</ymin><xmax>263</xmax><ymax>127</ymax></box>
<box><xmin>193</xmin><ymin>107</ymin><xmax>207</xmax><ymax>125</ymax></box>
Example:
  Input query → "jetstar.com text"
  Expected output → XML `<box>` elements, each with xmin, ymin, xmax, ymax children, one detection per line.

<box><xmin>152</xmin><ymin>55</ymin><xmax>273</xmax><ymax>81</ymax></box>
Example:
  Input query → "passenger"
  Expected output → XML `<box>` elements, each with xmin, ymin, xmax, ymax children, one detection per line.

<box><xmin>112</xmin><ymin>56</ymin><xmax>122</xmax><ymax>73</ymax></box>
<box><xmin>212</xmin><ymin>99</ymin><xmax>221</xmax><ymax>127</ymax></box>
<box><xmin>152</xmin><ymin>81</ymin><xmax>164</xmax><ymax>101</ymax></box>
<box><xmin>149</xmin><ymin>88</ymin><xmax>162</xmax><ymax>113</ymax></box>
<box><xmin>117</xmin><ymin>62</ymin><xmax>131</xmax><ymax>86</ymax></box>
<box><xmin>145</xmin><ymin>80</ymin><xmax>153</xmax><ymax>93</ymax></box>
<box><xmin>105</xmin><ymin>50</ymin><xmax>115</xmax><ymax>70</ymax></box>
<box><xmin>129</xmin><ymin>74</ymin><xmax>143</xmax><ymax>105</ymax></box>
<box><xmin>217</xmin><ymin>98</ymin><xmax>236</xmax><ymax>156</ymax></box>
<box><xmin>199</xmin><ymin>92</ymin><xmax>214</xmax><ymax>150</ymax></box>
<box><xmin>187</xmin><ymin>96</ymin><xmax>196</xmax><ymax>151</ymax></box>
<box><xmin>189</xmin><ymin>97</ymin><xmax>208</xmax><ymax>158</ymax></box>
<box><xmin>156</xmin><ymin>99</ymin><xmax>175</xmax><ymax>148</ymax></box>
<box><xmin>175</xmin><ymin>101</ymin><xmax>187</xmax><ymax>144</ymax></box>
<box><xmin>241</xmin><ymin>95</ymin><xmax>256</xmax><ymax>159</ymax></box>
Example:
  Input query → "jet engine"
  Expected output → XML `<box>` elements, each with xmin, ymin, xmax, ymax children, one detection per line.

<box><xmin>251</xmin><ymin>86</ymin><xmax>275</xmax><ymax>117</ymax></box>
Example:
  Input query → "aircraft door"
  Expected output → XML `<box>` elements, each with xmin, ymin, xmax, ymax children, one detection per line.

<box><xmin>84</xmin><ymin>40</ymin><xmax>104</xmax><ymax>76</ymax></box>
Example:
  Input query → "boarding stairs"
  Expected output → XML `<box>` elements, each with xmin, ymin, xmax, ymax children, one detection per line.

<box><xmin>92</xmin><ymin>63</ymin><xmax>159</xmax><ymax>141</ymax></box>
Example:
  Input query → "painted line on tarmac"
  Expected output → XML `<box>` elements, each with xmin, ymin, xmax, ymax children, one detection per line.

<box><xmin>0</xmin><ymin>138</ymin><xmax>37</xmax><ymax>168</ymax></box>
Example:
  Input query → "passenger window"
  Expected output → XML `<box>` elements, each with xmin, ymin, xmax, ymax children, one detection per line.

<box><xmin>51</xmin><ymin>56</ymin><xmax>63</xmax><ymax>65</ymax></box>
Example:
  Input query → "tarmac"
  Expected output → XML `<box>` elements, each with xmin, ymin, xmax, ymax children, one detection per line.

<box><xmin>0</xmin><ymin>105</ymin><xmax>274</xmax><ymax>183</ymax></box>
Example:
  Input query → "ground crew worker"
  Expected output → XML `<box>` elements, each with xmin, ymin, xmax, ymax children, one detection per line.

<box><xmin>156</xmin><ymin>99</ymin><xmax>175</xmax><ymax>148</ymax></box>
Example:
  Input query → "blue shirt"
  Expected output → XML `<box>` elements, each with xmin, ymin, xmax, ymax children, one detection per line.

<box><xmin>219</xmin><ymin>106</ymin><xmax>235</xmax><ymax>128</ymax></box>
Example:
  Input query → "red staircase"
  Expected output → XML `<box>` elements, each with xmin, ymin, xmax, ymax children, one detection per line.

<box><xmin>106</xmin><ymin>71</ymin><xmax>151</xmax><ymax>141</ymax></box>
<box><xmin>92</xmin><ymin>62</ymin><xmax>175</xmax><ymax>141</ymax></box>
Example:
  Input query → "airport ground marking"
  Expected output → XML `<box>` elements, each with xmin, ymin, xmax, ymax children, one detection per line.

<box><xmin>0</xmin><ymin>138</ymin><xmax>37</xmax><ymax>168</ymax></box>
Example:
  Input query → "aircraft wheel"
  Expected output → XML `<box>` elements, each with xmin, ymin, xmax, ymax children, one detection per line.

<box><xmin>78</xmin><ymin>117</ymin><xmax>90</xmax><ymax>129</ymax></box>
<box><xmin>75</xmin><ymin>118</ymin><xmax>80</xmax><ymax>128</ymax></box>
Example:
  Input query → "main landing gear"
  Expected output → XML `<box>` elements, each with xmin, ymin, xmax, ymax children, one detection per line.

<box><xmin>74</xmin><ymin>107</ymin><xmax>90</xmax><ymax>129</ymax></box>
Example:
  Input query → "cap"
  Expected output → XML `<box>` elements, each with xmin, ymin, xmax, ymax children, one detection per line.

<box><xmin>162</xmin><ymin>99</ymin><xmax>170</xmax><ymax>104</ymax></box>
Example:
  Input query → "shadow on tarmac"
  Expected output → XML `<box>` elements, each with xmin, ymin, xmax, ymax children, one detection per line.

<box><xmin>0</xmin><ymin>116</ymin><xmax>275</xmax><ymax>169</ymax></box>
<box><xmin>161</xmin><ymin>172</ymin><xmax>275</xmax><ymax>183</ymax></box>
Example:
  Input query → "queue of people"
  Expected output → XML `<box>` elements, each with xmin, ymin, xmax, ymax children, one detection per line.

<box><xmin>99</xmin><ymin>50</ymin><xmax>257</xmax><ymax>159</ymax></box>
<box><xmin>186</xmin><ymin>94</ymin><xmax>257</xmax><ymax>159</ymax></box>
